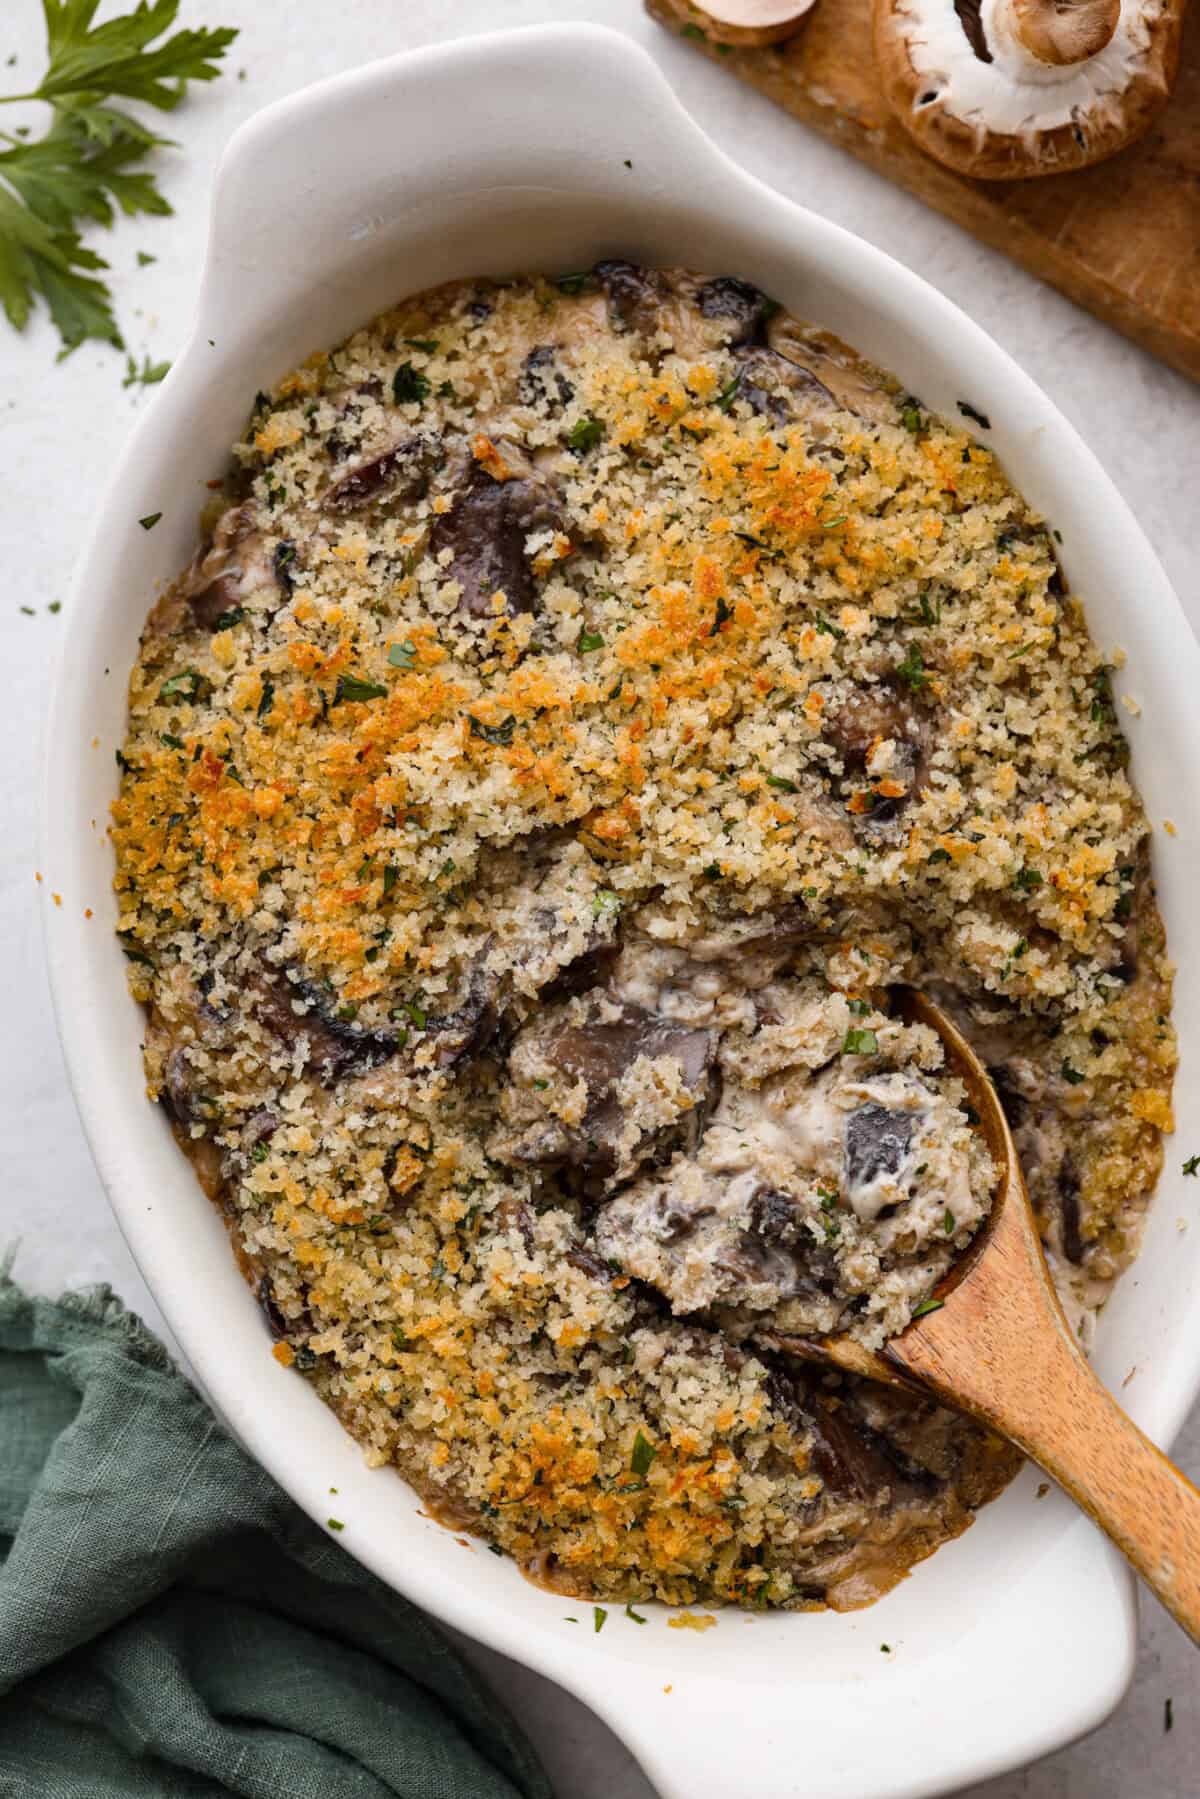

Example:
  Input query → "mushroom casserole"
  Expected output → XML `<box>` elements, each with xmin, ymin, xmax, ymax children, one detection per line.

<box><xmin>113</xmin><ymin>264</ymin><xmax>1175</xmax><ymax>1611</ymax></box>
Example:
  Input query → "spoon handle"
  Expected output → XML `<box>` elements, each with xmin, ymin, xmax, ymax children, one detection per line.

<box><xmin>889</xmin><ymin>1176</ymin><xmax>1200</xmax><ymax>1645</ymax></box>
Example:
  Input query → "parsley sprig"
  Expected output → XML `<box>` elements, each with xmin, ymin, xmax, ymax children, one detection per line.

<box><xmin>0</xmin><ymin>0</ymin><xmax>236</xmax><ymax>355</ymax></box>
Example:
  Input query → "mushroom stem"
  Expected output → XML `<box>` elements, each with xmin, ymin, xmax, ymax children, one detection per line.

<box><xmin>1007</xmin><ymin>0</ymin><xmax>1122</xmax><ymax>66</ymax></box>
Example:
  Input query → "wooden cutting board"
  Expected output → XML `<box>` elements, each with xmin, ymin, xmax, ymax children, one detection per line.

<box><xmin>646</xmin><ymin>0</ymin><xmax>1200</xmax><ymax>385</ymax></box>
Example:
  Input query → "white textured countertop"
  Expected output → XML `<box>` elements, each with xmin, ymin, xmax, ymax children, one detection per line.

<box><xmin>2</xmin><ymin>3</ymin><xmax>1197</xmax><ymax>1794</ymax></box>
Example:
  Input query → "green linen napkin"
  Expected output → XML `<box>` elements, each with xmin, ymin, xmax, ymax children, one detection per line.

<box><xmin>0</xmin><ymin>1270</ymin><xmax>555</xmax><ymax>1799</ymax></box>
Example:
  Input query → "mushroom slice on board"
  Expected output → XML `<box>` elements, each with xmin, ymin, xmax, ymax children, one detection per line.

<box><xmin>659</xmin><ymin>0</ymin><xmax>819</xmax><ymax>49</ymax></box>
<box><xmin>872</xmin><ymin>0</ymin><xmax>1188</xmax><ymax>180</ymax></box>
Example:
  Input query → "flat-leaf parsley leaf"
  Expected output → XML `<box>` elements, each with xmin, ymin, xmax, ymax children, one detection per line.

<box><xmin>0</xmin><ymin>0</ymin><xmax>236</xmax><ymax>355</ymax></box>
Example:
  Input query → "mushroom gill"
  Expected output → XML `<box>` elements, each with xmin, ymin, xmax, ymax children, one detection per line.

<box><xmin>873</xmin><ymin>0</ymin><xmax>1188</xmax><ymax>180</ymax></box>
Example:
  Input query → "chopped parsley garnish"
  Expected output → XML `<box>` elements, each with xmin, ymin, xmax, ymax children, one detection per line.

<box><xmin>334</xmin><ymin>673</ymin><xmax>387</xmax><ymax>704</ymax></box>
<box><xmin>404</xmin><ymin>337</ymin><xmax>438</xmax><ymax>352</ymax></box>
<box><xmin>1182</xmin><ymin>1155</ymin><xmax>1200</xmax><ymax>1177</ymax></box>
<box><xmin>382</xmin><ymin>865</ymin><xmax>398</xmax><ymax>898</ymax></box>
<box><xmin>327</xmin><ymin>1517</ymin><xmax>345</xmax><ymax>1531</ymax></box>
<box><xmin>847</xmin><ymin>998</ymin><xmax>871</xmax><ymax>1015</ymax></box>
<box><xmin>912</xmin><ymin>1298</ymin><xmax>944</xmax><ymax>1319</ymax></box>
<box><xmin>1060</xmin><ymin>1062</ymin><xmax>1086</xmax><ymax>1086</ymax></box>
<box><xmin>593</xmin><ymin>1605</ymin><xmax>608</xmax><ymax>1633</ymax></box>
<box><xmin>680</xmin><ymin>22</ymin><xmax>706</xmax><ymax>38</ymax></box>
<box><xmin>943</xmin><ymin>1209</ymin><xmax>955</xmax><ymax>1235</ymax></box>
<box><xmin>957</xmin><ymin>400</ymin><xmax>991</xmax><ymax>429</ymax></box>
<box><xmin>401</xmin><ymin>1000</ymin><xmax>427</xmax><ymax>1031</ymax></box>
<box><xmin>578</xmin><ymin>628</ymin><xmax>605</xmax><ymax>653</ymax></box>
<box><xmin>896</xmin><ymin>645</ymin><xmax>928</xmax><ymax>691</ymax></box>
<box><xmin>842</xmin><ymin>1027</ymin><xmax>879</xmax><ymax>1056</ymax></box>
<box><xmin>715</xmin><ymin>374</ymin><xmax>742</xmax><ymax>413</ymax></box>
<box><xmin>388</xmin><ymin>640</ymin><xmax>418</xmax><ymax>669</ymax></box>
<box><xmin>467</xmin><ymin>713</ymin><xmax>516</xmax><ymax>747</ymax></box>
<box><xmin>928</xmin><ymin>847</ymin><xmax>952</xmax><ymax>865</ymax></box>
<box><xmin>1013</xmin><ymin>867</ymin><xmax>1043</xmax><ymax>892</ymax></box>
<box><xmin>630</xmin><ymin>1430</ymin><xmax>657</xmax><ymax>1477</ymax></box>
<box><xmin>813</xmin><ymin>611</ymin><xmax>844</xmax><ymax>639</ymax></box>
<box><xmin>138</xmin><ymin>511</ymin><xmax>162</xmax><ymax>530</ymax></box>
<box><xmin>392</xmin><ymin>362</ymin><xmax>430</xmax><ymax>404</ymax></box>
<box><xmin>122</xmin><ymin>353</ymin><xmax>171</xmax><ymax>388</ymax></box>
<box><xmin>593</xmin><ymin>889</ymin><xmax>621</xmax><ymax>918</ymax></box>
<box><xmin>713</xmin><ymin>593</ymin><xmax>733</xmax><ymax>632</ymax></box>
<box><xmin>764</xmin><ymin>773</ymin><xmax>798</xmax><ymax>793</ymax></box>
<box><xmin>256</xmin><ymin>678</ymin><xmax>274</xmax><ymax>720</ymax></box>
<box><xmin>158</xmin><ymin>669</ymin><xmax>209</xmax><ymax>703</ymax></box>
<box><xmin>212</xmin><ymin>605</ymin><xmax>244</xmax><ymax>630</ymax></box>
<box><xmin>566</xmin><ymin>414</ymin><xmax>605</xmax><ymax>453</ymax></box>
<box><xmin>555</xmin><ymin>271</ymin><xmax>592</xmax><ymax>295</ymax></box>
<box><xmin>899</xmin><ymin>395</ymin><xmax>923</xmax><ymax>433</ymax></box>
<box><xmin>625</xmin><ymin>1602</ymin><xmax>647</xmax><ymax>1624</ymax></box>
<box><xmin>702</xmin><ymin>862</ymin><xmax>720</xmax><ymax>879</ymax></box>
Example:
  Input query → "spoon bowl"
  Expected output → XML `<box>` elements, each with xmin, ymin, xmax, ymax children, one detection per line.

<box><xmin>782</xmin><ymin>988</ymin><xmax>1200</xmax><ymax>1643</ymax></box>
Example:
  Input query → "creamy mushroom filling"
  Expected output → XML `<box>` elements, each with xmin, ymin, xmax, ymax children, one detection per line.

<box><xmin>113</xmin><ymin>262</ymin><xmax>1172</xmax><ymax>1613</ymax></box>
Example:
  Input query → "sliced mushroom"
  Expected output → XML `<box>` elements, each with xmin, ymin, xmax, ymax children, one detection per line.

<box><xmin>592</xmin><ymin>260</ymin><xmax>670</xmax><ymax>338</ymax></box>
<box><xmin>251</xmin><ymin>971</ymin><xmax>399</xmax><ymax>1085</ymax></box>
<box><xmin>694</xmin><ymin>276</ymin><xmax>767</xmax><ymax>341</ymax></box>
<box><xmin>429</xmin><ymin>458</ymin><xmax>567</xmax><ymax>618</ymax></box>
<box><xmin>658</xmin><ymin>0</ymin><xmax>818</xmax><ymax>48</ymax></box>
<box><xmin>324</xmin><ymin>432</ymin><xmax>441</xmax><ymax>512</ymax></box>
<box><xmin>1057</xmin><ymin>1153</ymin><xmax>1087</xmax><ymax>1264</ymax></box>
<box><xmin>177</xmin><ymin>503</ymin><xmax>283</xmax><ymax>632</ymax></box>
<box><xmin>426</xmin><ymin>958</ymin><xmax>501</xmax><ymax>1071</ymax></box>
<box><xmin>731</xmin><ymin>345</ymin><xmax>838</xmax><ymax>424</ymax></box>
<box><xmin>873</xmin><ymin>0</ymin><xmax>1187</xmax><ymax>180</ymax></box>
<box><xmin>595</xmin><ymin>1164</ymin><xmax>828</xmax><ymax>1314</ymax></box>
<box><xmin>491</xmin><ymin>995</ymin><xmax>718</xmax><ymax>1193</ymax></box>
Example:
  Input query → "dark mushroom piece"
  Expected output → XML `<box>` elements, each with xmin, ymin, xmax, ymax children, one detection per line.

<box><xmin>426</xmin><ymin>957</ymin><xmax>501</xmax><ymax>1071</ymax></box>
<box><xmin>592</xmin><ymin>259</ymin><xmax>669</xmax><ymax>338</ymax></box>
<box><xmin>1057</xmin><ymin>1154</ymin><xmax>1087</xmax><ymax>1265</ymax></box>
<box><xmin>251</xmin><ymin>971</ymin><xmax>399</xmax><ymax>1086</ymax></box>
<box><xmin>768</xmin><ymin>1363</ymin><xmax>937</xmax><ymax>1502</ymax></box>
<box><xmin>323</xmin><ymin>431</ymin><xmax>442</xmax><ymax>512</ymax></box>
<box><xmin>844</xmin><ymin>1104</ymin><xmax>917</xmax><ymax>1194</ymax></box>
<box><xmin>518</xmin><ymin>346</ymin><xmax>574</xmax><ymax>411</ymax></box>
<box><xmin>180</xmin><ymin>503</ymin><xmax>284</xmax><ymax>632</ymax></box>
<box><xmin>694</xmin><ymin>276</ymin><xmax>776</xmax><ymax>348</ymax></box>
<box><xmin>730</xmin><ymin>345</ymin><xmax>837</xmax><ymax>424</ymax></box>
<box><xmin>494</xmin><ymin>995</ymin><xmax>718</xmax><ymax>1194</ymax></box>
<box><xmin>429</xmin><ymin>461</ymin><xmax>567</xmax><ymax>619</ymax></box>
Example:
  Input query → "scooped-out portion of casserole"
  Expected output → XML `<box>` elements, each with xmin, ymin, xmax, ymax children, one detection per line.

<box><xmin>113</xmin><ymin>264</ymin><xmax>1174</xmax><ymax>1610</ymax></box>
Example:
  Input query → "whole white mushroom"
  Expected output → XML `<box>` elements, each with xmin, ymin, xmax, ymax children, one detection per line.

<box><xmin>872</xmin><ymin>0</ymin><xmax>1188</xmax><ymax>178</ymax></box>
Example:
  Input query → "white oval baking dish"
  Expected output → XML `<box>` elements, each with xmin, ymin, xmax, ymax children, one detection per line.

<box><xmin>42</xmin><ymin>24</ymin><xmax>1200</xmax><ymax>1799</ymax></box>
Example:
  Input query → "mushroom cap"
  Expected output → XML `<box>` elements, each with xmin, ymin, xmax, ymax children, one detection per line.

<box><xmin>660</xmin><ymin>0</ymin><xmax>819</xmax><ymax>48</ymax></box>
<box><xmin>872</xmin><ymin>0</ymin><xmax>1188</xmax><ymax>180</ymax></box>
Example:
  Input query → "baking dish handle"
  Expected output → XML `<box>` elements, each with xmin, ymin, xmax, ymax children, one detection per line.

<box><xmin>191</xmin><ymin>22</ymin><xmax>751</xmax><ymax>343</ymax></box>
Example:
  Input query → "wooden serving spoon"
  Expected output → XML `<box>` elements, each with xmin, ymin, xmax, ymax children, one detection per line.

<box><xmin>799</xmin><ymin>988</ymin><xmax>1200</xmax><ymax>1644</ymax></box>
